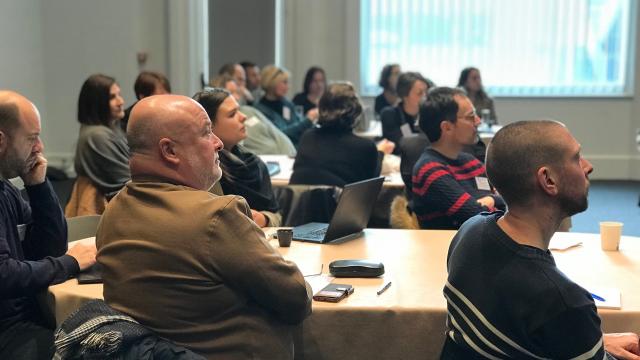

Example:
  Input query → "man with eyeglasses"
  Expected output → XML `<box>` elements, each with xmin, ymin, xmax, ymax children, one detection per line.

<box><xmin>410</xmin><ymin>87</ymin><xmax>504</xmax><ymax>229</ymax></box>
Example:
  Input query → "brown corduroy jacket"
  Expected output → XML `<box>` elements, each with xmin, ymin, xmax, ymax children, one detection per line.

<box><xmin>96</xmin><ymin>180</ymin><xmax>312</xmax><ymax>359</ymax></box>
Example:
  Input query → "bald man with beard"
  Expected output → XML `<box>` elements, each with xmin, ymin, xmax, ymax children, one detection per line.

<box><xmin>96</xmin><ymin>95</ymin><xmax>311</xmax><ymax>359</ymax></box>
<box><xmin>0</xmin><ymin>91</ymin><xmax>96</xmax><ymax>359</ymax></box>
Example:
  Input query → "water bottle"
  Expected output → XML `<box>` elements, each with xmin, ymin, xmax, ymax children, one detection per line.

<box><xmin>480</xmin><ymin>109</ymin><xmax>491</xmax><ymax>131</ymax></box>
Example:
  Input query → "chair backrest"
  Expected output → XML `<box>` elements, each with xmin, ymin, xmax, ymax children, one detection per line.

<box><xmin>273</xmin><ymin>185</ymin><xmax>341</xmax><ymax>226</ymax></box>
<box><xmin>66</xmin><ymin>215</ymin><xmax>101</xmax><ymax>242</ymax></box>
<box><xmin>64</xmin><ymin>176</ymin><xmax>107</xmax><ymax>217</ymax></box>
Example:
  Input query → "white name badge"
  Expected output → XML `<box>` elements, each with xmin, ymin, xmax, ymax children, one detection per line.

<box><xmin>245</xmin><ymin>116</ymin><xmax>260</xmax><ymax>127</ymax></box>
<box><xmin>17</xmin><ymin>224</ymin><xmax>27</xmax><ymax>242</ymax></box>
<box><xmin>400</xmin><ymin>123</ymin><xmax>413</xmax><ymax>137</ymax></box>
<box><xmin>475</xmin><ymin>177</ymin><xmax>491</xmax><ymax>191</ymax></box>
<box><xmin>282</xmin><ymin>107</ymin><xmax>291</xmax><ymax>121</ymax></box>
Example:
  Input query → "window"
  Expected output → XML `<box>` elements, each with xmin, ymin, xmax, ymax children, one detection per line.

<box><xmin>361</xmin><ymin>0</ymin><xmax>636</xmax><ymax>97</ymax></box>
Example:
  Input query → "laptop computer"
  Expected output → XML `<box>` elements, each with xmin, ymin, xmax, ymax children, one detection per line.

<box><xmin>292</xmin><ymin>176</ymin><xmax>384</xmax><ymax>243</ymax></box>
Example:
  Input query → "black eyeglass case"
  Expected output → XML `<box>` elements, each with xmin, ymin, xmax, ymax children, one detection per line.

<box><xmin>329</xmin><ymin>259</ymin><xmax>385</xmax><ymax>278</ymax></box>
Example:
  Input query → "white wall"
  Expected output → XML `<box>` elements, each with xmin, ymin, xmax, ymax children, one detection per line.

<box><xmin>209</xmin><ymin>0</ymin><xmax>276</xmax><ymax>74</ymax></box>
<box><xmin>282</xmin><ymin>0</ymin><xmax>640</xmax><ymax>180</ymax></box>
<box><xmin>39</xmin><ymin>0</ymin><xmax>169</xmax><ymax>169</ymax></box>
<box><xmin>0</xmin><ymin>0</ymin><xmax>48</xmax><ymax>137</ymax></box>
<box><xmin>0</xmin><ymin>0</ymin><xmax>209</xmax><ymax>172</ymax></box>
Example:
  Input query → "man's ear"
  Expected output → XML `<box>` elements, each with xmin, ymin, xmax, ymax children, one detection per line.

<box><xmin>159</xmin><ymin>138</ymin><xmax>180</xmax><ymax>165</ymax></box>
<box><xmin>0</xmin><ymin>130</ymin><xmax>9</xmax><ymax>155</ymax></box>
<box><xmin>440</xmin><ymin>120</ymin><xmax>453</xmax><ymax>135</ymax></box>
<box><xmin>536</xmin><ymin>166</ymin><xmax>559</xmax><ymax>196</ymax></box>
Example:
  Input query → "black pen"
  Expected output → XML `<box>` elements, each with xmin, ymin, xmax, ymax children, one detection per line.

<box><xmin>377</xmin><ymin>281</ymin><xmax>392</xmax><ymax>295</ymax></box>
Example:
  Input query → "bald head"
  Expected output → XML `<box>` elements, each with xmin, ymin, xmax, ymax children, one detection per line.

<box><xmin>0</xmin><ymin>91</ymin><xmax>39</xmax><ymax>136</ymax></box>
<box><xmin>127</xmin><ymin>94</ymin><xmax>207</xmax><ymax>155</ymax></box>
<box><xmin>0</xmin><ymin>91</ymin><xmax>44</xmax><ymax>180</ymax></box>
<box><xmin>127</xmin><ymin>94</ymin><xmax>222</xmax><ymax>190</ymax></box>
<box><xmin>486</xmin><ymin>120</ymin><xmax>568</xmax><ymax>207</ymax></box>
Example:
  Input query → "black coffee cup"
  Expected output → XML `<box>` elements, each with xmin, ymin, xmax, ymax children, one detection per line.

<box><xmin>277</xmin><ymin>229</ymin><xmax>293</xmax><ymax>247</ymax></box>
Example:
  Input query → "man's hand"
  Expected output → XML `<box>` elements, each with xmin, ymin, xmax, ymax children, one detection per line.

<box><xmin>66</xmin><ymin>243</ymin><xmax>97</xmax><ymax>271</ymax></box>
<box><xmin>376</xmin><ymin>139</ymin><xmax>395</xmax><ymax>154</ymax></box>
<box><xmin>477</xmin><ymin>196</ymin><xmax>495</xmax><ymax>210</ymax></box>
<box><xmin>20</xmin><ymin>153</ymin><xmax>47</xmax><ymax>186</ymax></box>
<box><xmin>604</xmin><ymin>333</ymin><xmax>640</xmax><ymax>360</ymax></box>
<box><xmin>251</xmin><ymin>209</ymin><xmax>268</xmax><ymax>227</ymax></box>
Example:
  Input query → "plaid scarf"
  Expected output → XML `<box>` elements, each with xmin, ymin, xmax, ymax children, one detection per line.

<box><xmin>54</xmin><ymin>299</ymin><xmax>150</xmax><ymax>359</ymax></box>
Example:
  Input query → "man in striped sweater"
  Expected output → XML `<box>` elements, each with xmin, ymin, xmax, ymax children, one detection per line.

<box><xmin>411</xmin><ymin>87</ymin><xmax>503</xmax><ymax>229</ymax></box>
<box><xmin>441</xmin><ymin>120</ymin><xmax>640</xmax><ymax>359</ymax></box>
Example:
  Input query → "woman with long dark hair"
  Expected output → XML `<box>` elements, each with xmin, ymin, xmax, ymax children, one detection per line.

<box><xmin>67</xmin><ymin>74</ymin><xmax>130</xmax><ymax>216</ymax></box>
<box><xmin>193</xmin><ymin>88</ymin><xmax>281</xmax><ymax>227</ymax></box>
<box><xmin>374</xmin><ymin>63</ymin><xmax>401</xmax><ymax>116</ymax></box>
<box><xmin>457</xmin><ymin>67</ymin><xmax>498</xmax><ymax>123</ymax></box>
<box><xmin>293</xmin><ymin>66</ymin><xmax>327</xmax><ymax>115</ymax></box>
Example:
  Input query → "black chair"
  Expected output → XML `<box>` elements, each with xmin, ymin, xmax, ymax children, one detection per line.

<box><xmin>46</xmin><ymin>167</ymin><xmax>75</xmax><ymax>209</ymax></box>
<box><xmin>273</xmin><ymin>185</ymin><xmax>341</xmax><ymax>227</ymax></box>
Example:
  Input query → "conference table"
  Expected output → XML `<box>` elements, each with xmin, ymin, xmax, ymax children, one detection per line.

<box><xmin>259</xmin><ymin>154</ymin><xmax>405</xmax><ymax>189</ymax></box>
<box><xmin>48</xmin><ymin>229</ymin><xmax>640</xmax><ymax>359</ymax></box>
<box><xmin>353</xmin><ymin>119</ymin><xmax>501</xmax><ymax>146</ymax></box>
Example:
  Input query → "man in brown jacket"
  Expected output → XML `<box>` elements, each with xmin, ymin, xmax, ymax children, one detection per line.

<box><xmin>96</xmin><ymin>94</ymin><xmax>312</xmax><ymax>359</ymax></box>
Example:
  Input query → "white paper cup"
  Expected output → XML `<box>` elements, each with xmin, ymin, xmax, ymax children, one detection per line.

<box><xmin>600</xmin><ymin>222</ymin><xmax>623</xmax><ymax>251</ymax></box>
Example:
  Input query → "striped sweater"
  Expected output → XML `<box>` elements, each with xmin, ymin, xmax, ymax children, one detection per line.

<box><xmin>411</xmin><ymin>148</ymin><xmax>503</xmax><ymax>229</ymax></box>
<box><xmin>441</xmin><ymin>213</ymin><xmax>609</xmax><ymax>360</ymax></box>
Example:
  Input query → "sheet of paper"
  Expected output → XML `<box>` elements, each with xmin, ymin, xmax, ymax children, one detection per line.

<box><xmin>589</xmin><ymin>288</ymin><xmax>621</xmax><ymax>309</ymax></box>
<box><xmin>306</xmin><ymin>274</ymin><xmax>334</xmax><ymax>295</ymax></box>
<box><xmin>549</xmin><ymin>237</ymin><xmax>582</xmax><ymax>251</ymax></box>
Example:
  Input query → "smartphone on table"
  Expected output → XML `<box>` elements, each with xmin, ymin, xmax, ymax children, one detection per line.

<box><xmin>313</xmin><ymin>283</ymin><xmax>354</xmax><ymax>303</ymax></box>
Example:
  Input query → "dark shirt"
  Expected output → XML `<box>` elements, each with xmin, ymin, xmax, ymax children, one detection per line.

<box><xmin>218</xmin><ymin>146</ymin><xmax>279</xmax><ymax>213</ymax></box>
<box><xmin>411</xmin><ymin>148</ymin><xmax>503</xmax><ymax>229</ymax></box>
<box><xmin>442</xmin><ymin>213</ymin><xmax>608</xmax><ymax>359</ymax></box>
<box><xmin>374</xmin><ymin>93</ymin><xmax>392</xmax><ymax>116</ymax></box>
<box><xmin>254</xmin><ymin>97</ymin><xmax>313</xmax><ymax>146</ymax></box>
<box><xmin>291</xmin><ymin>127</ymin><xmax>380</xmax><ymax>186</ymax></box>
<box><xmin>380</xmin><ymin>104</ymin><xmax>419</xmax><ymax>154</ymax></box>
<box><xmin>291</xmin><ymin>93</ymin><xmax>317</xmax><ymax>115</ymax></box>
<box><xmin>120</xmin><ymin>103</ymin><xmax>136</xmax><ymax>132</ymax></box>
<box><xmin>0</xmin><ymin>179</ymin><xmax>76</xmax><ymax>329</ymax></box>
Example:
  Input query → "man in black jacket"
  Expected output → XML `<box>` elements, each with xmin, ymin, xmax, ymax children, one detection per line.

<box><xmin>0</xmin><ymin>91</ymin><xmax>96</xmax><ymax>359</ymax></box>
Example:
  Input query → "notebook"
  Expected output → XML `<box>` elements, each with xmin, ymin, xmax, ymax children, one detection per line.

<box><xmin>292</xmin><ymin>177</ymin><xmax>384</xmax><ymax>244</ymax></box>
<box><xmin>77</xmin><ymin>263</ymin><xmax>103</xmax><ymax>284</ymax></box>
<box><xmin>590</xmin><ymin>288</ymin><xmax>621</xmax><ymax>310</ymax></box>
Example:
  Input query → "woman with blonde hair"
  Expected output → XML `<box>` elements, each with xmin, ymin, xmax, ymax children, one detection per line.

<box><xmin>254</xmin><ymin>65</ymin><xmax>318</xmax><ymax>145</ymax></box>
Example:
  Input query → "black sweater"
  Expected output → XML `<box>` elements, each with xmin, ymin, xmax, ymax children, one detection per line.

<box><xmin>380</xmin><ymin>105</ymin><xmax>419</xmax><ymax>153</ymax></box>
<box><xmin>443</xmin><ymin>213</ymin><xmax>608</xmax><ymax>359</ymax></box>
<box><xmin>0</xmin><ymin>179</ymin><xmax>76</xmax><ymax>328</ymax></box>
<box><xmin>291</xmin><ymin>127</ymin><xmax>380</xmax><ymax>186</ymax></box>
